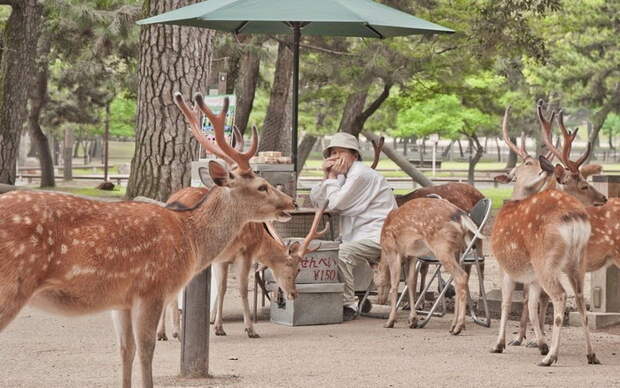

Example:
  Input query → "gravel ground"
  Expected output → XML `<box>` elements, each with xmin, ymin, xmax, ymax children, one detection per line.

<box><xmin>2</xmin><ymin>290</ymin><xmax>620</xmax><ymax>388</ymax></box>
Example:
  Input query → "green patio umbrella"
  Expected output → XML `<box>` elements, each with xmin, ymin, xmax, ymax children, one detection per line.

<box><xmin>138</xmin><ymin>0</ymin><xmax>454</xmax><ymax>172</ymax></box>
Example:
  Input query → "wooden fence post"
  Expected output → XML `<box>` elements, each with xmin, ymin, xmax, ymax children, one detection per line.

<box><xmin>180</xmin><ymin>267</ymin><xmax>211</xmax><ymax>377</ymax></box>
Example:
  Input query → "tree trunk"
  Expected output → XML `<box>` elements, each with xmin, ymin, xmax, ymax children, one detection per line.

<box><xmin>234</xmin><ymin>38</ymin><xmax>262</xmax><ymax>135</ymax></box>
<box><xmin>104</xmin><ymin>101</ymin><xmax>111</xmax><ymax>182</ymax></box>
<box><xmin>495</xmin><ymin>137</ymin><xmax>501</xmax><ymax>162</ymax></box>
<box><xmin>63</xmin><ymin>127</ymin><xmax>73</xmax><ymax>181</ymax></box>
<box><xmin>441</xmin><ymin>140</ymin><xmax>454</xmax><ymax>158</ymax></box>
<box><xmin>296</xmin><ymin>133</ymin><xmax>317</xmax><ymax>172</ymax></box>
<box><xmin>127</xmin><ymin>0</ymin><xmax>214</xmax><ymax>200</ymax></box>
<box><xmin>586</xmin><ymin>83</ymin><xmax>620</xmax><ymax>163</ymax></box>
<box><xmin>466</xmin><ymin>134</ymin><xmax>484</xmax><ymax>185</ymax></box>
<box><xmin>457</xmin><ymin>140</ymin><xmax>464</xmax><ymax>158</ymax></box>
<box><xmin>259</xmin><ymin>39</ymin><xmax>293</xmax><ymax>155</ymax></box>
<box><xmin>505</xmin><ymin>136</ymin><xmax>518</xmax><ymax>169</ymax></box>
<box><xmin>0</xmin><ymin>0</ymin><xmax>43</xmax><ymax>184</ymax></box>
<box><xmin>28</xmin><ymin>32</ymin><xmax>54</xmax><ymax>187</ymax></box>
<box><xmin>363</xmin><ymin>131</ymin><xmax>432</xmax><ymax>187</ymax></box>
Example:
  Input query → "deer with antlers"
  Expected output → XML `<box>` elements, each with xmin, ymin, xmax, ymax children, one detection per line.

<box><xmin>490</xmin><ymin>105</ymin><xmax>600</xmax><ymax>366</ymax></box>
<box><xmin>0</xmin><ymin>92</ymin><xmax>296</xmax><ymax>388</ymax></box>
<box><xmin>507</xmin><ymin>101</ymin><xmax>610</xmax><ymax>347</ymax></box>
<box><xmin>155</xmin><ymin>186</ymin><xmax>329</xmax><ymax>340</ymax></box>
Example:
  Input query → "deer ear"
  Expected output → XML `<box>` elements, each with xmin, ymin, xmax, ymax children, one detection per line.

<box><xmin>539</xmin><ymin>155</ymin><xmax>555</xmax><ymax>174</ymax></box>
<box><xmin>554</xmin><ymin>164</ymin><xmax>568</xmax><ymax>184</ymax></box>
<box><xmin>580</xmin><ymin>164</ymin><xmax>602</xmax><ymax>179</ymax></box>
<box><xmin>288</xmin><ymin>241</ymin><xmax>301</xmax><ymax>255</ymax></box>
<box><xmin>207</xmin><ymin>161</ymin><xmax>230</xmax><ymax>187</ymax></box>
<box><xmin>494</xmin><ymin>174</ymin><xmax>512</xmax><ymax>184</ymax></box>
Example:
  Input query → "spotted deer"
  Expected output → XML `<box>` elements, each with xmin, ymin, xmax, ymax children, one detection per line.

<box><xmin>508</xmin><ymin>102</ymin><xmax>609</xmax><ymax>346</ymax></box>
<box><xmin>156</xmin><ymin>187</ymin><xmax>328</xmax><ymax>340</ymax></box>
<box><xmin>0</xmin><ymin>92</ymin><xmax>296</xmax><ymax>388</ymax></box>
<box><xmin>156</xmin><ymin>109</ymin><xmax>332</xmax><ymax>340</ymax></box>
<box><xmin>490</xmin><ymin>105</ymin><xmax>599</xmax><ymax>366</ymax></box>
<box><xmin>378</xmin><ymin>196</ymin><xmax>481</xmax><ymax>334</ymax></box>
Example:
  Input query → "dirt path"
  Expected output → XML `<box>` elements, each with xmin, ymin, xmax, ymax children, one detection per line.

<box><xmin>2</xmin><ymin>301</ymin><xmax>620</xmax><ymax>388</ymax></box>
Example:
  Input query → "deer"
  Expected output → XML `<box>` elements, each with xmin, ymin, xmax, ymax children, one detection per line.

<box><xmin>395</xmin><ymin>182</ymin><xmax>484</xmax><ymax>209</ymax></box>
<box><xmin>490</xmin><ymin>105</ymin><xmax>599</xmax><ymax>366</ymax></box>
<box><xmin>0</xmin><ymin>92</ymin><xmax>297</xmax><ymax>388</ymax></box>
<box><xmin>155</xmin><ymin>186</ymin><xmax>328</xmax><ymax>340</ymax></box>
<box><xmin>377</xmin><ymin>195</ymin><xmax>482</xmax><ymax>334</ymax></box>
<box><xmin>507</xmin><ymin>102</ymin><xmax>609</xmax><ymax>347</ymax></box>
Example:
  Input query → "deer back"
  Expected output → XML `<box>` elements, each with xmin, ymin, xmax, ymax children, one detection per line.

<box><xmin>395</xmin><ymin>183</ymin><xmax>484</xmax><ymax>211</ymax></box>
<box><xmin>583</xmin><ymin>198</ymin><xmax>620</xmax><ymax>271</ymax></box>
<box><xmin>0</xmin><ymin>190</ymin><xmax>197</xmax><ymax>313</ymax></box>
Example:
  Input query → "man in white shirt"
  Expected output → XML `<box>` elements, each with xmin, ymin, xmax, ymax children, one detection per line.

<box><xmin>310</xmin><ymin>132</ymin><xmax>397</xmax><ymax>321</ymax></box>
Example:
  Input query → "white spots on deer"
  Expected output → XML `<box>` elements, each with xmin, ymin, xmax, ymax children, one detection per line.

<box><xmin>47</xmin><ymin>237</ymin><xmax>54</xmax><ymax>246</ymax></box>
<box><xmin>12</xmin><ymin>215</ymin><xmax>22</xmax><ymax>224</ymax></box>
<box><xmin>65</xmin><ymin>265</ymin><xmax>98</xmax><ymax>279</ymax></box>
<box><xmin>29</xmin><ymin>254</ymin><xmax>37</xmax><ymax>263</ymax></box>
<box><xmin>36</xmin><ymin>224</ymin><xmax>43</xmax><ymax>234</ymax></box>
<box><xmin>22</xmin><ymin>194</ymin><xmax>32</xmax><ymax>202</ymax></box>
<box><xmin>14</xmin><ymin>243</ymin><xmax>26</xmax><ymax>258</ymax></box>
<box><xmin>72</xmin><ymin>239</ymin><xmax>81</xmax><ymax>246</ymax></box>
<box><xmin>30</xmin><ymin>235</ymin><xmax>39</xmax><ymax>246</ymax></box>
<box><xmin>61</xmin><ymin>244</ymin><xmax>68</xmax><ymax>254</ymax></box>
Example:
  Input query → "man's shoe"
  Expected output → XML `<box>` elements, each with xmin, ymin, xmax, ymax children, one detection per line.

<box><xmin>343</xmin><ymin>306</ymin><xmax>357</xmax><ymax>321</ymax></box>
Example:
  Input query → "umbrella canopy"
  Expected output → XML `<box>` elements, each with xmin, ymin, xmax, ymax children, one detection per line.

<box><xmin>138</xmin><ymin>0</ymin><xmax>454</xmax><ymax>172</ymax></box>
<box><xmin>138</xmin><ymin>0</ymin><xmax>454</xmax><ymax>37</ymax></box>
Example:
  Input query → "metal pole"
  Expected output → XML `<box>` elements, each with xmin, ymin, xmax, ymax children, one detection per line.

<box><xmin>104</xmin><ymin>102</ymin><xmax>110</xmax><ymax>182</ymax></box>
<box><xmin>180</xmin><ymin>266</ymin><xmax>211</xmax><ymax>377</ymax></box>
<box><xmin>292</xmin><ymin>24</ymin><xmax>300</xmax><ymax>174</ymax></box>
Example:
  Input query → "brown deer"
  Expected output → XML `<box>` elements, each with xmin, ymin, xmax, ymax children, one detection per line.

<box><xmin>508</xmin><ymin>102</ymin><xmax>609</xmax><ymax>346</ymax></box>
<box><xmin>395</xmin><ymin>182</ymin><xmax>484</xmax><ymax>209</ymax></box>
<box><xmin>155</xmin><ymin>186</ymin><xmax>329</xmax><ymax>340</ymax></box>
<box><xmin>490</xmin><ymin>105</ymin><xmax>599</xmax><ymax>366</ymax></box>
<box><xmin>0</xmin><ymin>92</ymin><xmax>296</xmax><ymax>388</ymax></box>
<box><xmin>378</xmin><ymin>197</ymin><xmax>481</xmax><ymax>333</ymax></box>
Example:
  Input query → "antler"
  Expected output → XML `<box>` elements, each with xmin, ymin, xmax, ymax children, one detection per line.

<box><xmin>264</xmin><ymin>221</ymin><xmax>286</xmax><ymax>248</ymax></box>
<box><xmin>232</xmin><ymin>125</ymin><xmax>244</xmax><ymax>152</ymax></box>
<box><xmin>299</xmin><ymin>201</ymin><xmax>330</xmax><ymax>256</ymax></box>
<box><xmin>195</xmin><ymin>94</ymin><xmax>258</xmax><ymax>173</ymax></box>
<box><xmin>558</xmin><ymin>110</ymin><xmax>592</xmax><ymax>170</ymax></box>
<box><xmin>173</xmin><ymin>93</ymin><xmax>236</xmax><ymax>166</ymax></box>
<box><xmin>502</xmin><ymin>106</ymin><xmax>530</xmax><ymax>160</ymax></box>
<box><xmin>370</xmin><ymin>136</ymin><xmax>385</xmax><ymax>170</ymax></box>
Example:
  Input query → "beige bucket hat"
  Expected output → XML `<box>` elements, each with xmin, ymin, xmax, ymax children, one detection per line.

<box><xmin>322</xmin><ymin>132</ymin><xmax>362</xmax><ymax>160</ymax></box>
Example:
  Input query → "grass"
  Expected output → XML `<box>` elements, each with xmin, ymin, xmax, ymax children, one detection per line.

<box><xmin>29</xmin><ymin>184</ymin><xmax>126</xmax><ymax>199</ymax></box>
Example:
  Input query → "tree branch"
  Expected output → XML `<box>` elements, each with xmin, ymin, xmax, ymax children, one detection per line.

<box><xmin>270</xmin><ymin>37</ymin><xmax>357</xmax><ymax>56</ymax></box>
<box><xmin>352</xmin><ymin>82</ymin><xmax>393</xmax><ymax>134</ymax></box>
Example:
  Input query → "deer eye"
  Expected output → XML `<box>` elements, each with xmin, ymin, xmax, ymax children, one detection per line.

<box><xmin>258</xmin><ymin>184</ymin><xmax>268</xmax><ymax>192</ymax></box>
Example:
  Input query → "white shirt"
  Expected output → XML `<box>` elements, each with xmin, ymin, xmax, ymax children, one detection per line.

<box><xmin>310</xmin><ymin>161</ymin><xmax>397</xmax><ymax>244</ymax></box>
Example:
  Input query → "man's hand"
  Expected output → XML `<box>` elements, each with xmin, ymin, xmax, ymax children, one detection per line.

<box><xmin>325</xmin><ymin>153</ymin><xmax>355</xmax><ymax>179</ymax></box>
<box><xmin>322</xmin><ymin>156</ymin><xmax>338</xmax><ymax>179</ymax></box>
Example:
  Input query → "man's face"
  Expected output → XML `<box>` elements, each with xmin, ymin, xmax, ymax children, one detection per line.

<box><xmin>329</xmin><ymin>147</ymin><xmax>356</xmax><ymax>161</ymax></box>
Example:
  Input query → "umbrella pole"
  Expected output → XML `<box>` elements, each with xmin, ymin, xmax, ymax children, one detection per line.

<box><xmin>292</xmin><ymin>24</ymin><xmax>300</xmax><ymax>174</ymax></box>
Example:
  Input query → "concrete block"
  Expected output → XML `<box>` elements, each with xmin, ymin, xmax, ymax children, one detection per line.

<box><xmin>568</xmin><ymin>311</ymin><xmax>620</xmax><ymax>329</ymax></box>
<box><xmin>270</xmin><ymin>283</ymin><xmax>344</xmax><ymax>326</ymax></box>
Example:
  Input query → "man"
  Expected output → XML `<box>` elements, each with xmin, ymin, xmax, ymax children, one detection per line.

<box><xmin>310</xmin><ymin>132</ymin><xmax>397</xmax><ymax>321</ymax></box>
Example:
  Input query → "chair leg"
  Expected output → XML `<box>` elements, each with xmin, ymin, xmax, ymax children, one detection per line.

<box><xmin>469</xmin><ymin>257</ymin><xmax>491</xmax><ymax>327</ymax></box>
<box><xmin>356</xmin><ymin>280</ymin><xmax>374</xmax><ymax>318</ymax></box>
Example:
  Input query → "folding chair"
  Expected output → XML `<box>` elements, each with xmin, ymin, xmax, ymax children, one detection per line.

<box><xmin>395</xmin><ymin>197</ymin><xmax>492</xmax><ymax>328</ymax></box>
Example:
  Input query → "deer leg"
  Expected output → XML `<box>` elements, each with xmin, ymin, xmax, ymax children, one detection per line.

<box><xmin>567</xmin><ymin>270</ymin><xmax>600</xmax><ymax>364</ymax></box>
<box><xmin>439</xmin><ymin>251</ymin><xmax>469</xmax><ymax>335</ymax></box>
<box><xmin>491</xmin><ymin>272</ymin><xmax>515</xmax><ymax>354</ymax></box>
<box><xmin>0</xmin><ymin>282</ymin><xmax>31</xmax><ymax>332</ymax></box>
<box><xmin>156</xmin><ymin>303</ymin><xmax>168</xmax><ymax>341</ymax></box>
<box><xmin>170</xmin><ymin>298</ymin><xmax>181</xmax><ymax>341</ymax></box>
<box><xmin>112</xmin><ymin>309</ymin><xmax>135</xmax><ymax>388</ymax></box>
<box><xmin>509</xmin><ymin>283</ymin><xmax>529</xmax><ymax>346</ymax></box>
<box><xmin>406</xmin><ymin>259</ymin><xmax>419</xmax><ymax>328</ymax></box>
<box><xmin>132</xmin><ymin>298</ymin><xmax>164</xmax><ymax>388</ymax></box>
<box><xmin>418</xmin><ymin>262</ymin><xmax>428</xmax><ymax>296</ymax></box>
<box><xmin>213</xmin><ymin>262</ymin><xmax>228</xmax><ymax>336</ymax></box>
<box><xmin>384</xmin><ymin>253</ymin><xmax>402</xmax><ymax>329</ymax></box>
<box><xmin>538</xmin><ymin>277</ymin><xmax>566</xmax><ymax>367</ymax></box>
<box><xmin>538</xmin><ymin>292</ymin><xmax>550</xmax><ymax>335</ymax></box>
<box><xmin>526</xmin><ymin>282</ymin><xmax>549</xmax><ymax>355</ymax></box>
<box><xmin>238</xmin><ymin>257</ymin><xmax>259</xmax><ymax>338</ymax></box>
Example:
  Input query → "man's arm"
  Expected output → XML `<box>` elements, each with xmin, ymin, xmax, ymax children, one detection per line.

<box><xmin>322</xmin><ymin>172</ymin><xmax>374</xmax><ymax>216</ymax></box>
